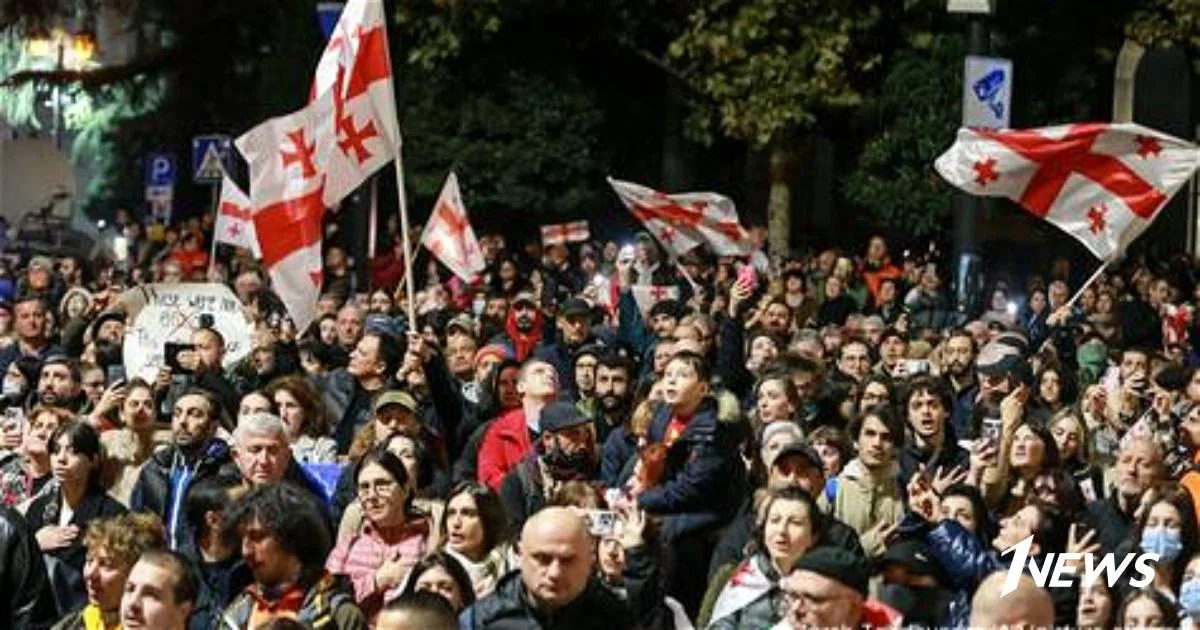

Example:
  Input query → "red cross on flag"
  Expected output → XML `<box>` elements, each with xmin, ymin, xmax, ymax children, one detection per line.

<box><xmin>630</xmin><ymin>285</ymin><xmax>680</xmax><ymax>319</ymax></box>
<box><xmin>420</xmin><ymin>172</ymin><xmax>485</xmax><ymax>282</ymax></box>
<box><xmin>607</xmin><ymin>177</ymin><xmax>751</xmax><ymax>258</ymax></box>
<box><xmin>540</xmin><ymin>221</ymin><xmax>590</xmax><ymax>246</ymax></box>
<box><xmin>213</xmin><ymin>172</ymin><xmax>260</xmax><ymax>258</ymax></box>
<box><xmin>935</xmin><ymin>123</ymin><xmax>1200</xmax><ymax>260</ymax></box>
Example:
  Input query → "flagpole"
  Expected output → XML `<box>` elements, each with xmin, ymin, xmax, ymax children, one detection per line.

<box><xmin>207</xmin><ymin>184</ymin><xmax>220</xmax><ymax>277</ymax></box>
<box><xmin>393</xmin><ymin>158</ymin><xmax>416</xmax><ymax>326</ymax></box>
<box><xmin>1063</xmin><ymin>257</ymin><xmax>1110</xmax><ymax>312</ymax></box>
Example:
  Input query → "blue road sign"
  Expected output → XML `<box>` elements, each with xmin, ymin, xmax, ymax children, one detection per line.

<box><xmin>192</xmin><ymin>135</ymin><xmax>234</xmax><ymax>184</ymax></box>
<box><xmin>145</xmin><ymin>153</ymin><xmax>177</xmax><ymax>187</ymax></box>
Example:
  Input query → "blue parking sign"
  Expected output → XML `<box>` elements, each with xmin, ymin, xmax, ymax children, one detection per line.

<box><xmin>144</xmin><ymin>153</ymin><xmax>177</xmax><ymax>187</ymax></box>
<box><xmin>192</xmin><ymin>135</ymin><xmax>233</xmax><ymax>184</ymax></box>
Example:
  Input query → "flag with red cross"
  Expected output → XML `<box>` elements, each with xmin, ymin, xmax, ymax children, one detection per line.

<box><xmin>607</xmin><ymin>177</ymin><xmax>751</xmax><ymax>258</ymax></box>
<box><xmin>935</xmin><ymin>122</ymin><xmax>1200</xmax><ymax>260</ymax></box>
<box><xmin>420</xmin><ymin>172</ymin><xmax>485</xmax><ymax>282</ymax></box>
<box><xmin>213</xmin><ymin>171</ymin><xmax>260</xmax><ymax>257</ymax></box>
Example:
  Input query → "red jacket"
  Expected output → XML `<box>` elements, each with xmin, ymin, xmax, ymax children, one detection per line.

<box><xmin>477</xmin><ymin>407</ymin><xmax>534</xmax><ymax>491</ymax></box>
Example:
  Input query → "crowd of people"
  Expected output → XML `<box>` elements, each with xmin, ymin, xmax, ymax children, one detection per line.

<box><xmin>4</xmin><ymin>210</ymin><xmax>1200</xmax><ymax>630</ymax></box>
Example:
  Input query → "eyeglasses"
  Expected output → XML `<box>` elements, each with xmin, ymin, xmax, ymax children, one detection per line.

<box><xmin>356</xmin><ymin>479</ymin><xmax>397</xmax><ymax>496</ymax></box>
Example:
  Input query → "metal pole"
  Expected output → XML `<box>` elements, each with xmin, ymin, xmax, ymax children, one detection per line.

<box><xmin>53</xmin><ymin>40</ymin><xmax>64</xmax><ymax>150</ymax></box>
<box><xmin>953</xmin><ymin>14</ymin><xmax>990</xmax><ymax>315</ymax></box>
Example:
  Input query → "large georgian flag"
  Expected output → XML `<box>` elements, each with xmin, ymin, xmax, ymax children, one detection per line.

<box><xmin>607</xmin><ymin>177</ymin><xmax>752</xmax><ymax>258</ymax></box>
<box><xmin>236</xmin><ymin>0</ymin><xmax>399</xmax><ymax>331</ymax></box>
<box><xmin>935</xmin><ymin>123</ymin><xmax>1200</xmax><ymax>259</ymax></box>
<box><xmin>419</xmin><ymin>172</ymin><xmax>485</xmax><ymax>282</ymax></box>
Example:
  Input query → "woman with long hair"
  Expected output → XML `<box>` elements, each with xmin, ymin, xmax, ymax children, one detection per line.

<box><xmin>440</xmin><ymin>481</ymin><xmax>513</xmax><ymax>598</ymax></box>
<box><xmin>0</xmin><ymin>405</ymin><xmax>71</xmax><ymax>508</ymax></box>
<box><xmin>399</xmin><ymin>551</ymin><xmax>476</xmax><ymax>612</ymax></box>
<box><xmin>264</xmin><ymin>374</ymin><xmax>337</xmax><ymax>464</ymax></box>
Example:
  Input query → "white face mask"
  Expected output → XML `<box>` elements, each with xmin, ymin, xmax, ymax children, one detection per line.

<box><xmin>2</xmin><ymin>378</ymin><xmax>23</xmax><ymax>398</ymax></box>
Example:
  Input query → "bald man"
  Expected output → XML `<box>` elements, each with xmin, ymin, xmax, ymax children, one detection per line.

<box><xmin>459</xmin><ymin>507</ymin><xmax>633</xmax><ymax>629</ymax></box>
<box><xmin>969</xmin><ymin>571</ymin><xmax>1055</xmax><ymax>629</ymax></box>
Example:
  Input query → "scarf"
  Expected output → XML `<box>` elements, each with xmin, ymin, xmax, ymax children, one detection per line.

<box><xmin>504</xmin><ymin>309</ymin><xmax>544</xmax><ymax>361</ymax></box>
<box><xmin>710</xmin><ymin>554</ymin><xmax>775</xmax><ymax>626</ymax></box>
<box><xmin>82</xmin><ymin>604</ymin><xmax>120</xmax><ymax>630</ymax></box>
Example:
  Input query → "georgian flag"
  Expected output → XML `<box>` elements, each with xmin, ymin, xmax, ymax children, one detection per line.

<box><xmin>213</xmin><ymin>172</ymin><xmax>260</xmax><ymax>257</ymax></box>
<box><xmin>419</xmin><ymin>172</ymin><xmax>485</xmax><ymax>282</ymax></box>
<box><xmin>541</xmin><ymin>220</ymin><xmax>590</xmax><ymax>246</ymax></box>
<box><xmin>607</xmin><ymin>177</ymin><xmax>751</xmax><ymax>258</ymax></box>
<box><xmin>935</xmin><ymin>123</ymin><xmax>1200</xmax><ymax>260</ymax></box>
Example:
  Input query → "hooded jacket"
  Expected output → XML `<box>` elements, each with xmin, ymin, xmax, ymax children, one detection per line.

<box><xmin>833</xmin><ymin>458</ymin><xmax>905</xmax><ymax>558</ymax></box>
<box><xmin>129</xmin><ymin>438</ymin><xmax>231</xmax><ymax>548</ymax></box>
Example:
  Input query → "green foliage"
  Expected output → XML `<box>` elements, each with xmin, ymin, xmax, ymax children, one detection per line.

<box><xmin>1127</xmin><ymin>0</ymin><xmax>1200</xmax><ymax>49</ymax></box>
<box><xmin>842</xmin><ymin>33</ymin><xmax>963</xmax><ymax>236</ymax></box>
<box><xmin>667</xmin><ymin>0</ymin><xmax>883</xmax><ymax>147</ymax></box>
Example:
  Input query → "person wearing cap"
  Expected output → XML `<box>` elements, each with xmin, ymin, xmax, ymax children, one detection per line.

<box><xmin>776</xmin><ymin>547</ymin><xmax>901</xmax><ymax>630</ymax></box>
<box><xmin>490</xmin><ymin>291</ymin><xmax>545</xmax><ymax>363</ymax></box>
<box><xmin>531</xmin><ymin>297</ymin><xmax>610</xmax><ymax>401</ymax></box>
<box><xmin>709</xmin><ymin>425</ymin><xmax>865</xmax><ymax>580</ymax></box>
<box><xmin>21</xmin><ymin>256</ymin><xmax>62</xmax><ymax>306</ymax></box>
<box><xmin>497</xmin><ymin>401</ymin><xmax>600</xmax><ymax>530</ymax></box>
<box><xmin>874</xmin><ymin>539</ymin><xmax>952</xmax><ymax>628</ymax></box>
<box><xmin>570</xmin><ymin>344</ymin><xmax>602</xmax><ymax>409</ymax></box>
<box><xmin>0</xmin><ymin>295</ymin><xmax>63</xmax><ymax>377</ymax></box>
<box><xmin>833</xmin><ymin>406</ymin><xmax>905</xmax><ymax>558</ymax></box>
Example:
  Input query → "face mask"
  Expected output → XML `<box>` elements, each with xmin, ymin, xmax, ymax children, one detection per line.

<box><xmin>2</xmin><ymin>378</ymin><xmax>23</xmax><ymax>398</ymax></box>
<box><xmin>1140</xmin><ymin>526</ymin><xmax>1183</xmax><ymax>562</ymax></box>
<box><xmin>544</xmin><ymin>442</ymin><xmax>595</xmax><ymax>481</ymax></box>
<box><xmin>1181</xmin><ymin>579</ymin><xmax>1200</xmax><ymax>617</ymax></box>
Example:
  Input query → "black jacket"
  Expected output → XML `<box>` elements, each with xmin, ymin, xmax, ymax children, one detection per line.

<box><xmin>27</xmin><ymin>488</ymin><xmax>127</xmax><ymax>614</ymax></box>
<box><xmin>129</xmin><ymin>439</ymin><xmax>231</xmax><ymax>547</ymax></box>
<box><xmin>459</xmin><ymin>571</ymin><xmax>636</xmax><ymax>630</ymax></box>
<box><xmin>897</xmin><ymin>430</ymin><xmax>971</xmax><ymax>493</ymax></box>
<box><xmin>0</xmin><ymin>506</ymin><xmax>57</xmax><ymax>630</ymax></box>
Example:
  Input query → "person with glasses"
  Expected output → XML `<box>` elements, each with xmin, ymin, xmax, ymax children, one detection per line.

<box><xmin>778</xmin><ymin>547</ymin><xmax>900</xmax><ymax>629</ymax></box>
<box><xmin>326</xmin><ymin>446</ymin><xmax>432</xmax><ymax>623</ymax></box>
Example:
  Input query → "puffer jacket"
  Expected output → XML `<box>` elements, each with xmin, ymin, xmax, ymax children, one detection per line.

<box><xmin>219</xmin><ymin>572</ymin><xmax>365</xmax><ymax>630</ymax></box>
<box><xmin>922</xmin><ymin>519</ymin><xmax>1002</xmax><ymax>629</ymax></box>
<box><xmin>833</xmin><ymin>459</ymin><xmax>905</xmax><ymax>558</ymax></box>
<box><xmin>129</xmin><ymin>439</ymin><xmax>231</xmax><ymax>549</ymax></box>
<box><xmin>458</xmin><ymin>570</ymin><xmax>634</xmax><ymax>630</ymax></box>
<box><xmin>633</xmin><ymin>398</ymin><xmax>747</xmax><ymax>541</ymax></box>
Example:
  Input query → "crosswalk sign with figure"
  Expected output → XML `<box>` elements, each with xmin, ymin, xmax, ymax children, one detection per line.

<box><xmin>192</xmin><ymin>134</ymin><xmax>233</xmax><ymax>184</ymax></box>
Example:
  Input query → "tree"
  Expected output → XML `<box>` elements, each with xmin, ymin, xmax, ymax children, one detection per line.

<box><xmin>665</xmin><ymin>0</ymin><xmax>883</xmax><ymax>253</ymax></box>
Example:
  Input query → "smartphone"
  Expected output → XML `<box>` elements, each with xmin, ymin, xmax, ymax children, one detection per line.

<box><xmin>737</xmin><ymin>264</ymin><xmax>758</xmax><ymax>291</ymax></box>
<box><xmin>2</xmin><ymin>407</ymin><xmax>24</xmax><ymax>432</ymax></box>
<box><xmin>164</xmin><ymin>342</ymin><xmax>196</xmax><ymax>374</ymax></box>
<box><xmin>902</xmin><ymin>359</ymin><xmax>930</xmax><ymax>375</ymax></box>
<box><xmin>981</xmin><ymin>416</ymin><xmax>1002</xmax><ymax>444</ymax></box>
<box><xmin>583</xmin><ymin>509</ymin><xmax>619</xmax><ymax>538</ymax></box>
<box><xmin>105</xmin><ymin>365</ymin><xmax>126</xmax><ymax>386</ymax></box>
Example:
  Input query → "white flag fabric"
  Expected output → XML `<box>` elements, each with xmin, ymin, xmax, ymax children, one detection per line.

<box><xmin>630</xmin><ymin>285</ymin><xmax>680</xmax><ymax>319</ymax></box>
<box><xmin>214</xmin><ymin>173</ymin><xmax>260</xmax><ymax>257</ymax></box>
<box><xmin>235</xmin><ymin>0</ymin><xmax>401</xmax><ymax>331</ymax></box>
<box><xmin>541</xmin><ymin>220</ymin><xmax>590</xmax><ymax>245</ymax></box>
<box><xmin>935</xmin><ymin>122</ymin><xmax>1200</xmax><ymax>259</ymax></box>
<box><xmin>420</xmin><ymin>172</ymin><xmax>485</xmax><ymax>282</ymax></box>
<box><xmin>607</xmin><ymin>177</ymin><xmax>751</xmax><ymax>258</ymax></box>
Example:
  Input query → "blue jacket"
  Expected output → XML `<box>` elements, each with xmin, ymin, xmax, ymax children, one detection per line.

<box><xmin>923</xmin><ymin>519</ymin><xmax>1001</xmax><ymax>629</ymax></box>
<box><xmin>633</xmin><ymin>399</ymin><xmax>746</xmax><ymax>541</ymax></box>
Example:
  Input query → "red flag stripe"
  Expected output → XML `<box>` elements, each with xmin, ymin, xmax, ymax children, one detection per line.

<box><xmin>252</xmin><ymin>186</ymin><xmax>325</xmax><ymax>267</ymax></box>
<box><xmin>220</xmin><ymin>202</ymin><xmax>252</xmax><ymax>221</ymax></box>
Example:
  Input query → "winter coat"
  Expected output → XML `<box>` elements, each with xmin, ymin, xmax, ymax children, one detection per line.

<box><xmin>0</xmin><ymin>505</ymin><xmax>57</xmax><ymax>630</ymax></box>
<box><xmin>129</xmin><ymin>439</ymin><xmax>231</xmax><ymax>549</ymax></box>
<box><xmin>27</xmin><ymin>487</ymin><xmax>127</xmax><ymax>614</ymax></box>
<box><xmin>699</xmin><ymin>553</ymin><xmax>784</xmax><ymax>630</ymax></box>
<box><xmin>312</xmin><ymin>369</ymin><xmax>380</xmax><ymax>454</ymax></box>
<box><xmin>833</xmin><ymin>459</ymin><xmax>905</xmax><ymax>558</ymax></box>
<box><xmin>458</xmin><ymin>571</ymin><xmax>634</xmax><ymax>630</ymax></box>
<box><xmin>633</xmin><ymin>399</ymin><xmax>746</xmax><ymax>541</ymax></box>
<box><xmin>219</xmin><ymin>572</ymin><xmax>365</xmax><ymax>630</ymax></box>
<box><xmin>477</xmin><ymin>407</ymin><xmax>535</xmax><ymax>491</ymax></box>
<box><xmin>921</xmin><ymin>519</ymin><xmax>1000</xmax><ymax>629</ymax></box>
<box><xmin>897</xmin><ymin>430</ymin><xmax>970</xmax><ymax>493</ymax></box>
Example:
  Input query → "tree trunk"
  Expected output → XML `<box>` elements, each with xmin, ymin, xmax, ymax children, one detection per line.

<box><xmin>767</xmin><ymin>140</ymin><xmax>791</xmax><ymax>256</ymax></box>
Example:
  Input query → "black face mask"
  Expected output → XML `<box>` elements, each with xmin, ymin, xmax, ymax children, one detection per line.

<box><xmin>543</xmin><ymin>442</ymin><xmax>595</xmax><ymax>481</ymax></box>
<box><xmin>878</xmin><ymin>583</ymin><xmax>950</xmax><ymax>629</ymax></box>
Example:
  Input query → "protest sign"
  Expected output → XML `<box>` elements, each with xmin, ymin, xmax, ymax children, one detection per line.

<box><xmin>121</xmin><ymin>283</ymin><xmax>252</xmax><ymax>382</ymax></box>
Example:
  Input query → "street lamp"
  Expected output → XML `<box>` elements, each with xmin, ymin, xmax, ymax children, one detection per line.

<box><xmin>23</xmin><ymin>25</ymin><xmax>97</xmax><ymax>149</ymax></box>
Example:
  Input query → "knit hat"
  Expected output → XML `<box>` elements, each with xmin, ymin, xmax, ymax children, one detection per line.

<box><xmin>794</xmin><ymin>547</ymin><xmax>870</xmax><ymax>596</ymax></box>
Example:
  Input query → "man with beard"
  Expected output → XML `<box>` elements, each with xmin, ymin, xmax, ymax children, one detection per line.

<box><xmin>491</xmin><ymin>291</ymin><xmax>544</xmax><ymax>363</ymax></box>
<box><xmin>479</xmin><ymin>292</ymin><xmax>509</xmax><ymax>341</ymax></box>
<box><xmin>590</xmin><ymin>353</ymin><xmax>634</xmax><ymax>446</ymax></box>
<box><xmin>131</xmin><ymin>389</ymin><xmax>231</xmax><ymax>550</ymax></box>
<box><xmin>36</xmin><ymin>355</ymin><xmax>84</xmax><ymax>412</ymax></box>
<box><xmin>943</xmin><ymin>329</ymin><xmax>978</xmax><ymax>435</ymax></box>
<box><xmin>498</xmin><ymin>402</ymin><xmax>600</xmax><ymax>530</ymax></box>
